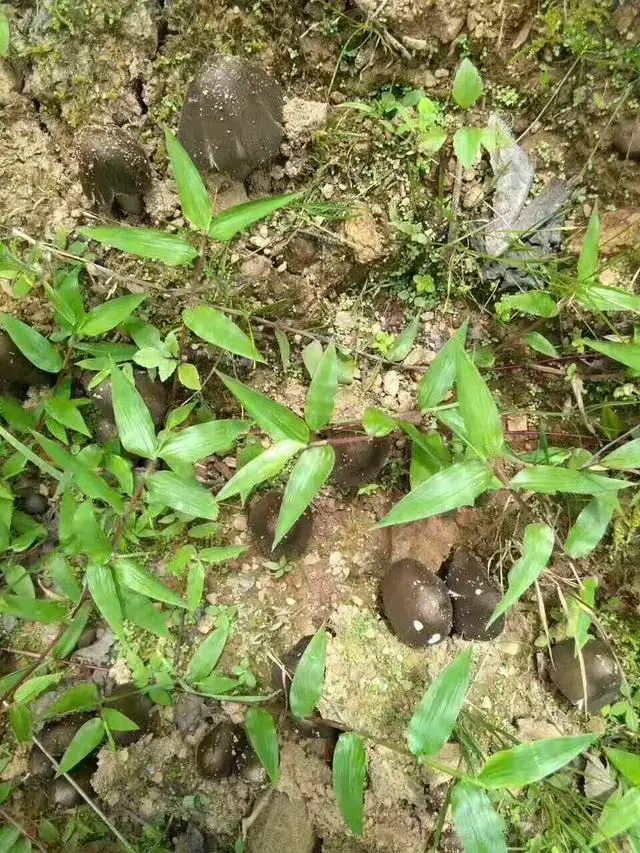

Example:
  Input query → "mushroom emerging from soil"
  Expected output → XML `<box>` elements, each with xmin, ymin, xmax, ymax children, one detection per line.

<box><xmin>327</xmin><ymin>430</ymin><xmax>390</xmax><ymax>488</ymax></box>
<box><xmin>248</xmin><ymin>490</ymin><xmax>313</xmax><ymax>559</ymax></box>
<box><xmin>0</xmin><ymin>330</ymin><xmax>51</xmax><ymax>390</ymax></box>
<box><xmin>549</xmin><ymin>638</ymin><xmax>621</xmax><ymax>712</ymax></box>
<box><xmin>104</xmin><ymin>684</ymin><xmax>153</xmax><ymax>746</ymax></box>
<box><xmin>382</xmin><ymin>559</ymin><xmax>452</xmax><ymax>647</ymax></box>
<box><xmin>28</xmin><ymin>715</ymin><xmax>93</xmax><ymax>780</ymax></box>
<box><xmin>178</xmin><ymin>55</ymin><xmax>283</xmax><ymax>181</ymax></box>
<box><xmin>76</xmin><ymin>126</ymin><xmax>152</xmax><ymax>216</ymax></box>
<box><xmin>444</xmin><ymin>551</ymin><xmax>504</xmax><ymax>641</ymax></box>
<box><xmin>82</xmin><ymin>370</ymin><xmax>168</xmax><ymax>428</ymax></box>
<box><xmin>196</xmin><ymin>722</ymin><xmax>248</xmax><ymax>779</ymax></box>
<box><xmin>612</xmin><ymin>120</ymin><xmax>640</xmax><ymax>160</ymax></box>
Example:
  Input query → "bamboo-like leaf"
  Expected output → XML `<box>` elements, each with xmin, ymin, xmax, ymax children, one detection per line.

<box><xmin>564</xmin><ymin>495</ymin><xmax>617</xmax><ymax>558</ymax></box>
<box><xmin>52</xmin><ymin>602</ymin><xmax>92</xmax><ymax>659</ymax></box>
<box><xmin>401</xmin><ymin>423</ymin><xmax>451</xmax><ymax>489</ymax></box>
<box><xmin>577</xmin><ymin>282</ymin><xmax>640</xmax><ymax>313</ymax></box>
<box><xmin>487</xmin><ymin>523</ymin><xmax>554</xmax><ymax>627</ymax></box>
<box><xmin>178</xmin><ymin>363</ymin><xmax>201</xmax><ymax>390</ymax></box>
<box><xmin>362</xmin><ymin>407</ymin><xmax>396</xmax><ymax>437</ymax></box>
<box><xmin>509</xmin><ymin>465</ymin><xmax>630</xmax><ymax>495</ymax></box>
<box><xmin>497</xmin><ymin>292</ymin><xmax>559</xmax><ymax>318</ymax></box>
<box><xmin>46</xmin><ymin>682</ymin><xmax>99</xmax><ymax>717</ymax></box>
<box><xmin>209</xmin><ymin>193</ymin><xmax>301</xmax><ymax>242</ymax></box>
<box><xmin>387</xmin><ymin>316</ymin><xmax>420</xmax><ymax>362</ymax></box>
<box><xmin>0</xmin><ymin>595</ymin><xmax>65</xmax><ymax>624</ymax></box>
<box><xmin>186</xmin><ymin>559</ymin><xmax>204</xmax><ymax>615</ymax></box>
<box><xmin>159</xmin><ymin>419</ymin><xmax>249</xmax><ymax>468</ymax></box>
<box><xmin>452</xmin><ymin>58</ymin><xmax>483</xmax><ymax>109</ymax></box>
<box><xmin>46</xmin><ymin>553</ymin><xmax>82</xmax><ymax>604</ymax></box>
<box><xmin>14</xmin><ymin>674</ymin><xmax>62</xmax><ymax>705</ymax></box>
<box><xmin>0</xmin><ymin>827</ymin><xmax>20</xmax><ymax>853</ymax></box>
<box><xmin>2</xmin><ymin>564</ymin><xmax>33</xmax><ymax>599</ymax></box>
<box><xmin>121</xmin><ymin>589</ymin><xmax>169</xmax><ymax>639</ymax></box>
<box><xmin>187</xmin><ymin>619</ymin><xmax>230</xmax><ymax>682</ymax></box>
<box><xmin>44</xmin><ymin>398</ymin><xmax>90</xmax><ymax>437</ymax></box>
<box><xmin>565</xmin><ymin>577</ymin><xmax>597</xmax><ymax>652</ymax></box>
<box><xmin>407</xmin><ymin>646</ymin><xmax>474</xmax><ymax>757</ymax></box>
<box><xmin>102</xmin><ymin>708</ymin><xmax>139</xmax><ymax>733</ymax></box>
<box><xmin>164</xmin><ymin>127</ymin><xmax>212</xmax><ymax>232</ymax></box>
<box><xmin>115</xmin><ymin>557</ymin><xmax>186</xmax><ymax>608</ymax></box>
<box><xmin>78</xmin><ymin>294</ymin><xmax>146</xmax><ymax>338</ymax></box>
<box><xmin>275</xmin><ymin>329</ymin><xmax>290</xmax><ymax>370</ymax></box>
<box><xmin>147</xmin><ymin>471</ymin><xmax>219</xmax><ymax>520</ymax></box>
<box><xmin>604</xmin><ymin>747</ymin><xmax>640</xmax><ymax>786</ymax></box>
<box><xmin>305</xmin><ymin>341</ymin><xmax>338</xmax><ymax>430</ymax></box>
<box><xmin>217</xmin><ymin>371</ymin><xmax>310</xmax><ymax>443</ymax></box>
<box><xmin>577</xmin><ymin>202</ymin><xmax>599</xmax><ymax>285</ymax></box>
<box><xmin>105</xmin><ymin>453</ymin><xmax>133</xmax><ymax>496</ymax></box>
<box><xmin>451</xmin><ymin>780</ymin><xmax>507</xmax><ymax>853</ymax></box>
<box><xmin>9</xmin><ymin>703</ymin><xmax>32</xmax><ymax>743</ymax></box>
<box><xmin>289</xmin><ymin>627</ymin><xmax>327</xmax><ymax>718</ymax></box>
<box><xmin>456</xmin><ymin>348</ymin><xmax>503</xmax><ymax>458</ymax></box>
<box><xmin>183</xmin><ymin>306</ymin><xmax>264</xmax><ymax>362</ymax></box>
<box><xmin>333</xmin><ymin>733</ymin><xmax>367</xmax><ymax>836</ymax></box>
<box><xmin>274</xmin><ymin>446</ymin><xmax>334</xmax><ymax>547</ymax></box>
<box><xmin>72</xmin><ymin>501</ymin><xmax>111</xmax><ymax>562</ymax></box>
<box><xmin>376</xmin><ymin>461</ymin><xmax>494</xmax><ymax>528</ymax></box>
<box><xmin>110</xmin><ymin>362</ymin><xmax>157</xmax><ymax>459</ymax></box>
<box><xmin>524</xmin><ymin>331</ymin><xmax>559</xmax><ymax>358</ymax></box>
<box><xmin>56</xmin><ymin>718</ymin><xmax>105</xmax><ymax>776</ymax></box>
<box><xmin>86</xmin><ymin>562</ymin><xmax>124</xmax><ymax>638</ymax></box>
<box><xmin>0</xmin><ymin>314</ymin><xmax>62</xmax><ymax>373</ymax></box>
<box><xmin>217</xmin><ymin>440</ymin><xmax>305</xmax><ymax>502</ymax></box>
<box><xmin>79</xmin><ymin>226</ymin><xmax>198</xmax><ymax>266</ymax></box>
<box><xmin>0</xmin><ymin>9</ymin><xmax>9</xmax><ymax>58</ymax></box>
<box><xmin>418</xmin><ymin>323</ymin><xmax>467</xmax><ymax>410</ymax></box>
<box><xmin>244</xmin><ymin>706</ymin><xmax>280</xmax><ymax>785</ymax></box>
<box><xmin>594</xmin><ymin>788</ymin><xmax>640</xmax><ymax>843</ymax></box>
<box><xmin>601</xmin><ymin>438</ymin><xmax>640</xmax><ymax>470</ymax></box>
<box><xmin>199</xmin><ymin>545</ymin><xmax>248</xmax><ymax>563</ymax></box>
<box><xmin>477</xmin><ymin>734</ymin><xmax>596</xmax><ymax>789</ymax></box>
<box><xmin>453</xmin><ymin>127</ymin><xmax>484</xmax><ymax>168</ymax></box>
<box><xmin>582</xmin><ymin>338</ymin><xmax>640</xmax><ymax>371</ymax></box>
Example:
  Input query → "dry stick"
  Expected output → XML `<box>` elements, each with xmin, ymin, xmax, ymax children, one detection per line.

<box><xmin>580</xmin><ymin>420</ymin><xmax>640</xmax><ymax>469</ymax></box>
<box><xmin>0</xmin><ymin>646</ymin><xmax>109</xmax><ymax>672</ymax></box>
<box><xmin>0</xmin><ymin>807</ymin><xmax>47</xmax><ymax>853</ymax></box>
<box><xmin>516</xmin><ymin>55</ymin><xmax>582</xmax><ymax>143</ymax></box>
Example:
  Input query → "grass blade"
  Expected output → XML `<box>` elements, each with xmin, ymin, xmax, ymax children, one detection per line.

<box><xmin>582</xmin><ymin>338</ymin><xmax>640</xmax><ymax>371</ymax></box>
<box><xmin>305</xmin><ymin>341</ymin><xmax>338</xmax><ymax>430</ymax></box>
<box><xmin>477</xmin><ymin>734</ymin><xmax>596</xmax><ymax>788</ymax></box>
<box><xmin>0</xmin><ymin>314</ymin><xmax>62</xmax><ymax>373</ymax></box>
<box><xmin>333</xmin><ymin>733</ymin><xmax>367</xmax><ymax>836</ymax></box>
<box><xmin>110</xmin><ymin>362</ymin><xmax>157</xmax><ymax>459</ymax></box>
<box><xmin>601</xmin><ymin>437</ymin><xmax>640</xmax><ymax>469</ymax></box>
<box><xmin>604</xmin><ymin>748</ymin><xmax>640</xmax><ymax>785</ymax></box>
<box><xmin>217</xmin><ymin>440</ymin><xmax>305</xmax><ymax>502</ymax></box>
<box><xmin>418</xmin><ymin>322</ymin><xmax>467</xmax><ymax>410</ymax></box>
<box><xmin>274</xmin><ymin>445</ymin><xmax>334</xmax><ymax>548</ymax></box>
<box><xmin>594</xmin><ymin>788</ymin><xmax>640</xmax><ymax>843</ymax></box>
<box><xmin>79</xmin><ymin>294</ymin><xmax>145</xmax><ymax>338</ymax></box>
<box><xmin>187</xmin><ymin>619</ymin><xmax>230</xmax><ymax>682</ymax></box>
<box><xmin>147</xmin><ymin>471</ymin><xmax>219</xmax><ymax>520</ymax></box>
<box><xmin>56</xmin><ymin>717</ymin><xmax>105</xmax><ymax>776</ymax></box>
<box><xmin>577</xmin><ymin>201</ymin><xmax>599</xmax><ymax>285</ymax></box>
<box><xmin>451</xmin><ymin>780</ymin><xmax>507</xmax><ymax>853</ymax></box>
<box><xmin>245</xmin><ymin>707</ymin><xmax>280</xmax><ymax>785</ymax></box>
<box><xmin>289</xmin><ymin>627</ymin><xmax>327</xmax><ymax>718</ymax></box>
<box><xmin>164</xmin><ymin>127</ymin><xmax>212</xmax><ymax>232</ymax></box>
<box><xmin>86</xmin><ymin>562</ymin><xmax>124</xmax><ymax>638</ymax></box>
<box><xmin>456</xmin><ymin>347</ymin><xmax>503</xmax><ymax>458</ymax></box>
<box><xmin>79</xmin><ymin>226</ymin><xmax>198</xmax><ymax>266</ymax></box>
<box><xmin>509</xmin><ymin>465</ymin><xmax>630</xmax><ymax>495</ymax></box>
<box><xmin>183</xmin><ymin>306</ymin><xmax>264</xmax><ymax>362</ymax></box>
<box><xmin>115</xmin><ymin>557</ymin><xmax>186</xmax><ymax>608</ymax></box>
<box><xmin>159</xmin><ymin>419</ymin><xmax>250</xmax><ymax>469</ymax></box>
<box><xmin>217</xmin><ymin>371</ymin><xmax>310</xmax><ymax>443</ymax></box>
<box><xmin>564</xmin><ymin>495</ymin><xmax>617</xmax><ymax>558</ymax></box>
<box><xmin>209</xmin><ymin>193</ymin><xmax>301</xmax><ymax>242</ymax></box>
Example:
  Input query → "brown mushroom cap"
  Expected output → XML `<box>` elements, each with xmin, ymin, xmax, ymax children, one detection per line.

<box><xmin>382</xmin><ymin>558</ymin><xmax>452</xmax><ymax>647</ymax></box>
<box><xmin>444</xmin><ymin>551</ymin><xmax>504</xmax><ymax>641</ymax></box>
<box><xmin>549</xmin><ymin>638</ymin><xmax>621</xmax><ymax>712</ymax></box>
<box><xmin>328</xmin><ymin>431</ymin><xmax>390</xmax><ymax>488</ymax></box>
<box><xmin>248</xmin><ymin>491</ymin><xmax>312</xmax><ymax>559</ymax></box>
<box><xmin>196</xmin><ymin>722</ymin><xmax>248</xmax><ymax>779</ymax></box>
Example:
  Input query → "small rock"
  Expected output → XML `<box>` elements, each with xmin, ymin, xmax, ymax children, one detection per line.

<box><xmin>423</xmin><ymin>743</ymin><xmax>462</xmax><ymax>787</ymax></box>
<box><xmin>612</xmin><ymin>120</ymin><xmax>640</xmax><ymax>159</ymax></box>
<box><xmin>434</xmin><ymin>68</ymin><xmax>450</xmax><ymax>79</ymax></box>
<box><xmin>246</xmin><ymin>792</ymin><xmax>317</xmax><ymax>853</ymax></box>
<box><xmin>327</xmin><ymin>430</ymin><xmax>390</xmax><ymax>488</ymax></box>
<box><xmin>173</xmin><ymin>694</ymin><xmax>206</xmax><ymax>733</ymax></box>
<box><xmin>283</xmin><ymin>98</ymin><xmax>328</xmax><ymax>146</ymax></box>
<box><xmin>516</xmin><ymin>717</ymin><xmax>562</xmax><ymax>742</ymax></box>
<box><xmin>334</xmin><ymin>310</ymin><xmax>354</xmax><ymax>331</ymax></box>
<box><xmin>571</xmin><ymin>209</ymin><xmax>640</xmax><ymax>256</ymax></box>
<box><xmin>284</xmin><ymin>236</ymin><xmax>317</xmax><ymax>274</ymax></box>
<box><xmin>196</xmin><ymin>722</ymin><xmax>248</xmax><ymax>779</ymax></box>
<box><xmin>463</xmin><ymin>185</ymin><xmax>483</xmax><ymax>209</ymax></box>
<box><xmin>329</xmin><ymin>91</ymin><xmax>346</xmax><ymax>105</ymax></box>
<box><xmin>239</xmin><ymin>255</ymin><xmax>273</xmax><ymax>281</ymax></box>
<box><xmin>391</xmin><ymin>515</ymin><xmax>458</xmax><ymax>571</ymax></box>
<box><xmin>444</xmin><ymin>550</ymin><xmax>504</xmax><ymax>641</ymax></box>
<box><xmin>232</xmin><ymin>514</ymin><xmax>248</xmax><ymax>532</ymax></box>
<box><xmin>321</xmin><ymin>183</ymin><xmax>335</xmax><ymax>199</ymax></box>
<box><xmin>382</xmin><ymin>370</ymin><xmax>400</xmax><ymax>398</ymax></box>
<box><xmin>343</xmin><ymin>205</ymin><xmax>386</xmax><ymax>264</ymax></box>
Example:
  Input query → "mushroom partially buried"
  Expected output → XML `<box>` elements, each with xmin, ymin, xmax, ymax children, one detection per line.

<box><xmin>196</xmin><ymin>722</ymin><xmax>248</xmax><ymax>779</ymax></box>
<box><xmin>76</xmin><ymin>126</ymin><xmax>152</xmax><ymax>216</ymax></box>
<box><xmin>327</xmin><ymin>430</ymin><xmax>390</xmax><ymax>488</ymax></box>
<box><xmin>549</xmin><ymin>638</ymin><xmax>621</xmax><ymax>713</ymax></box>
<box><xmin>444</xmin><ymin>551</ymin><xmax>504</xmax><ymax>641</ymax></box>
<box><xmin>248</xmin><ymin>490</ymin><xmax>313</xmax><ymax>559</ymax></box>
<box><xmin>178</xmin><ymin>55</ymin><xmax>283</xmax><ymax>181</ymax></box>
<box><xmin>382</xmin><ymin>558</ymin><xmax>452</xmax><ymax>647</ymax></box>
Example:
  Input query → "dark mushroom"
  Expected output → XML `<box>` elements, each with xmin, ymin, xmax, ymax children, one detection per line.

<box><xmin>53</xmin><ymin>756</ymin><xmax>98</xmax><ymax>808</ymax></box>
<box><xmin>444</xmin><ymin>551</ymin><xmax>504</xmax><ymax>641</ymax></box>
<box><xmin>0</xmin><ymin>330</ymin><xmax>51</xmax><ymax>390</ymax></box>
<box><xmin>248</xmin><ymin>491</ymin><xmax>313</xmax><ymax>559</ymax></box>
<box><xmin>103</xmin><ymin>684</ymin><xmax>153</xmax><ymax>746</ymax></box>
<box><xmin>82</xmin><ymin>370</ymin><xmax>167</xmax><ymax>428</ymax></box>
<box><xmin>327</xmin><ymin>431</ymin><xmax>390</xmax><ymax>488</ymax></box>
<box><xmin>178</xmin><ymin>55</ymin><xmax>283</xmax><ymax>181</ymax></box>
<box><xmin>28</xmin><ymin>715</ymin><xmax>92</xmax><ymax>780</ymax></box>
<box><xmin>76</xmin><ymin>126</ymin><xmax>152</xmax><ymax>216</ymax></box>
<box><xmin>549</xmin><ymin>638</ymin><xmax>621</xmax><ymax>713</ymax></box>
<box><xmin>196</xmin><ymin>722</ymin><xmax>248</xmax><ymax>779</ymax></box>
<box><xmin>382</xmin><ymin>559</ymin><xmax>452</xmax><ymax>647</ymax></box>
<box><xmin>612</xmin><ymin>120</ymin><xmax>640</xmax><ymax>160</ymax></box>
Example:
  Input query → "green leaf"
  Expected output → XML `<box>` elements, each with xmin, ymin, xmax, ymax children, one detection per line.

<box><xmin>477</xmin><ymin>734</ymin><xmax>596</xmax><ymax>789</ymax></box>
<box><xmin>147</xmin><ymin>471</ymin><xmax>219</xmax><ymax>520</ymax></box>
<box><xmin>362</xmin><ymin>407</ymin><xmax>396</xmax><ymax>438</ymax></box>
<box><xmin>577</xmin><ymin>201</ymin><xmax>599</xmax><ymax>285</ymax></box>
<box><xmin>497</xmin><ymin>292</ymin><xmax>559</xmax><ymax>319</ymax></box>
<box><xmin>38</xmin><ymin>820</ymin><xmax>59</xmax><ymax>844</ymax></box>
<box><xmin>305</xmin><ymin>341</ymin><xmax>338</xmax><ymax>430</ymax></box>
<box><xmin>115</xmin><ymin>557</ymin><xmax>186</xmax><ymax>608</ymax></box>
<box><xmin>564</xmin><ymin>495</ymin><xmax>617</xmax><ymax>558</ymax></box>
<box><xmin>183</xmin><ymin>306</ymin><xmax>264</xmax><ymax>362</ymax></box>
<box><xmin>164</xmin><ymin>127</ymin><xmax>212</xmax><ymax>232</ymax></box>
<box><xmin>289</xmin><ymin>628</ymin><xmax>327</xmax><ymax>718</ymax></box>
<box><xmin>604</xmin><ymin>747</ymin><xmax>640</xmax><ymax>786</ymax></box>
<box><xmin>418</xmin><ymin>323</ymin><xmax>467</xmax><ymax>411</ymax></box>
<box><xmin>199</xmin><ymin>545</ymin><xmax>248</xmax><ymax>563</ymax></box>
<box><xmin>333</xmin><ymin>733</ymin><xmax>367</xmax><ymax>836</ymax></box>
<box><xmin>46</xmin><ymin>553</ymin><xmax>82</xmax><ymax>604</ymax></box>
<box><xmin>452</xmin><ymin>58</ymin><xmax>483</xmax><ymax>109</ymax></box>
<box><xmin>409</xmin><ymin>429</ymin><xmax>450</xmax><ymax>488</ymax></box>
<box><xmin>387</xmin><ymin>316</ymin><xmax>420</xmax><ymax>363</ymax></box>
<box><xmin>487</xmin><ymin>523</ymin><xmax>554</xmax><ymax>627</ymax></box>
<box><xmin>56</xmin><ymin>717</ymin><xmax>105</xmax><ymax>777</ymax></box>
<box><xmin>595</xmin><ymin>788</ymin><xmax>640</xmax><ymax>842</ymax></box>
<box><xmin>102</xmin><ymin>707</ymin><xmax>139</xmax><ymax>733</ymax></box>
<box><xmin>524</xmin><ymin>331</ymin><xmax>559</xmax><ymax>358</ymax></box>
<box><xmin>78</xmin><ymin>294</ymin><xmax>146</xmax><ymax>338</ymax></box>
<box><xmin>44</xmin><ymin>398</ymin><xmax>90</xmax><ymax>437</ymax></box>
<box><xmin>509</xmin><ymin>465</ymin><xmax>630</xmax><ymax>495</ymax></box>
<box><xmin>456</xmin><ymin>347</ymin><xmax>504</xmax><ymax>458</ymax></box>
<box><xmin>159</xmin><ymin>419</ymin><xmax>249</xmax><ymax>469</ymax></box>
<box><xmin>187</xmin><ymin>620</ymin><xmax>230</xmax><ymax>682</ymax></box>
<box><xmin>0</xmin><ymin>9</ymin><xmax>9</xmax><ymax>58</ymax></box>
<box><xmin>275</xmin><ymin>329</ymin><xmax>290</xmax><ymax>370</ymax></box>
<box><xmin>105</xmin><ymin>453</ymin><xmax>133</xmax><ymax>496</ymax></box>
<box><xmin>577</xmin><ymin>283</ymin><xmax>640</xmax><ymax>313</ymax></box>
<box><xmin>121</xmin><ymin>589</ymin><xmax>169</xmax><ymax>639</ymax></box>
<box><xmin>451</xmin><ymin>781</ymin><xmax>507</xmax><ymax>853</ymax></box>
<box><xmin>73</xmin><ymin>501</ymin><xmax>111</xmax><ymax>562</ymax></box>
<box><xmin>0</xmin><ymin>828</ymin><xmax>20</xmax><ymax>853</ymax></box>
<box><xmin>79</xmin><ymin>226</ymin><xmax>198</xmax><ymax>266</ymax></box>
<box><xmin>0</xmin><ymin>395</ymin><xmax>36</xmax><ymax>433</ymax></box>
<box><xmin>209</xmin><ymin>193</ymin><xmax>301</xmax><ymax>242</ymax></box>
<box><xmin>453</xmin><ymin>127</ymin><xmax>484</xmax><ymax>168</ymax></box>
<box><xmin>15</xmin><ymin>674</ymin><xmax>62</xmax><ymax>705</ymax></box>
<box><xmin>274</xmin><ymin>445</ymin><xmax>334</xmax><ymax>548</ymax></box>
<box><xmin>110</xmin><ymin>361</ymin><xmax>157</xmax><ymax>459</ymax></box>
<box><xmin>565</xmin><ymin>577</ymin><xmax>597</xmax><ymax>651</ymax></box>
<box><xmin>217</xmin><ymin>371</ymin><xmax>310</xmax><ymax>444</ymax></box>
<box><xmin>244</xmin><ymin>707</ymin><xmax>280</xmax><ymax>785</ymax></box>
<box><xmin>582</xmin><ymin>338</ymin><xmax>640</xmax><ymax>371</ymax></box>
<box><xmin>46</xmin><ymin>682</ymin><xmax>99</xmax><ymax>718</ymax></box>
<box><xmin>376</xmin><ymin>461</ymin><xmax>494</xmax><ymax>528</ymax></box>
<box><xmin>0</xmin><ymin>314</ymin><xmax>62</xmax><ymax>373</ymax></box>
<box><xmin>9</xmin><ymin>703</ymin><xmax>32</xmax><ymax>743</ymax></box>
<box><xmin>0</xmin><ymin>595</ymin><xmax>65</xmax><ymax>624</ymax></box>
<box><xmin>601</xmin><ymin>437</ymin><xmax>640</xmax><ymax>469</ymax></box>
<box><xmin>186</xmin><ymin>559</ymin><xmax>204</xmax><ymax>615</ymax></box>
<box><xmin>217</xmin><ymin>440</ymin><xmax>305</xmax><ymax>502</ymax></box>
<box><xmin>52</xmin><ymin>601</ymin><xmax>92</xmax><ymax>659</ymax></box>
<box><xmin>407</xmin><ymin>646</ymin><xmax>473</xmax><ymax>757</ymax></box>
<box><xmin>2</xmin><ymin>564</ymin><xmax>33</xmax><ymax>599</ymax></box>
<box><xmin>178</xmin><ymin>363</ymin><xmax>201</xmax><ymax>390</ymax></box>
<box><xmin>86</xmin><ymin>562</ymin><xmax>124</xmax><ymax>638</ymax></box>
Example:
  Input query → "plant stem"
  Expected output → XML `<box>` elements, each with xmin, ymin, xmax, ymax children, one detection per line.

<box><xmin>0</xmin><ymin>808</ymin><xmax>47</xmax><ymax>853</ymax></box>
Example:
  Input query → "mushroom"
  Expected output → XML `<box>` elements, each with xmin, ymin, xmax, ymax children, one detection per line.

<box><xmin>382</xmin><ymin>558</ymin><xmax>452</xmax><ymax>647</ymax></box>
<box><xmin>444</xmin><ymin>551</ymin><xmax>504</xmax><ymax>641</ymax></box>
<box><xmin>248</xmin><ymin>491</ymin><xmax>312</xmax><ymax>559</ymax></box>
<box><xmin>327</xmin><ymin>431</ymin><xmax>390</xmax><ymax>488</ymax></box>
<box><xmin>196</xmin><ymin>722</ymin><xmax>248</xmax><ymax>779</ymax></box>
<box><xmin>82</xmin><ymin>370</ymin><xmax>168</xmax><ymax>428</ymax></box>
<box><xmin>549</xmin><ymin>638</ymin><xmax>621</xmax><ymax>712</ymax></box>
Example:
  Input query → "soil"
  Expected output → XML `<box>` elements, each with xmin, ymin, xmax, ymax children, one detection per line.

<box><xmin>1</xmin><ymin>0</ymin><xmax>640</xmax><ymax>851</ymax></box>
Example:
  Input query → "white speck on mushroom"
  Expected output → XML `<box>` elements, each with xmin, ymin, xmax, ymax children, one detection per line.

<box><xmin>413</xmin><ymin>620</ymin><xmax>424</xmax><ymax>631</ymax></box>
<box><xmin>428</xmin><ymin>633</ymin><xmax>441</xmax><ymax>645</ymax></box>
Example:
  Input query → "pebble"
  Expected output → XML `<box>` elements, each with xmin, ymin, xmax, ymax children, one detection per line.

<box><xmin>321</xmin><ymin>183</ymin><xmax>335</xmax><ymax>199</ymax></box>
<box><xmin>382</xmin><ymin>370</ymin><xmax>400</xmax><ymax>397</ymax></box>
<box><xmin>434</xmin><ymin>68</ymin><xmax>450</xmax><ymax>79</ymax></box>
<box><xmin>463</xmin><ymin>185</ymin><xmax>483</xmax><ymax>209</ymax></box>
<box><xmin>232</xmin><ymin>515</ymin><xmax>248</xmax><ymax>532</ymax></box>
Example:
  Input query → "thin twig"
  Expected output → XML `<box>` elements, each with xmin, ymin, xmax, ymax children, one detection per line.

<box><xmin>0</xmin><ymin>807</ymin><xmax>47</xmax><ymax>853</ymax></box>
<box><xmin>0</xmin><ymin>647</ymin><xmax>109</xmax><ymax>672</ymax></box>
